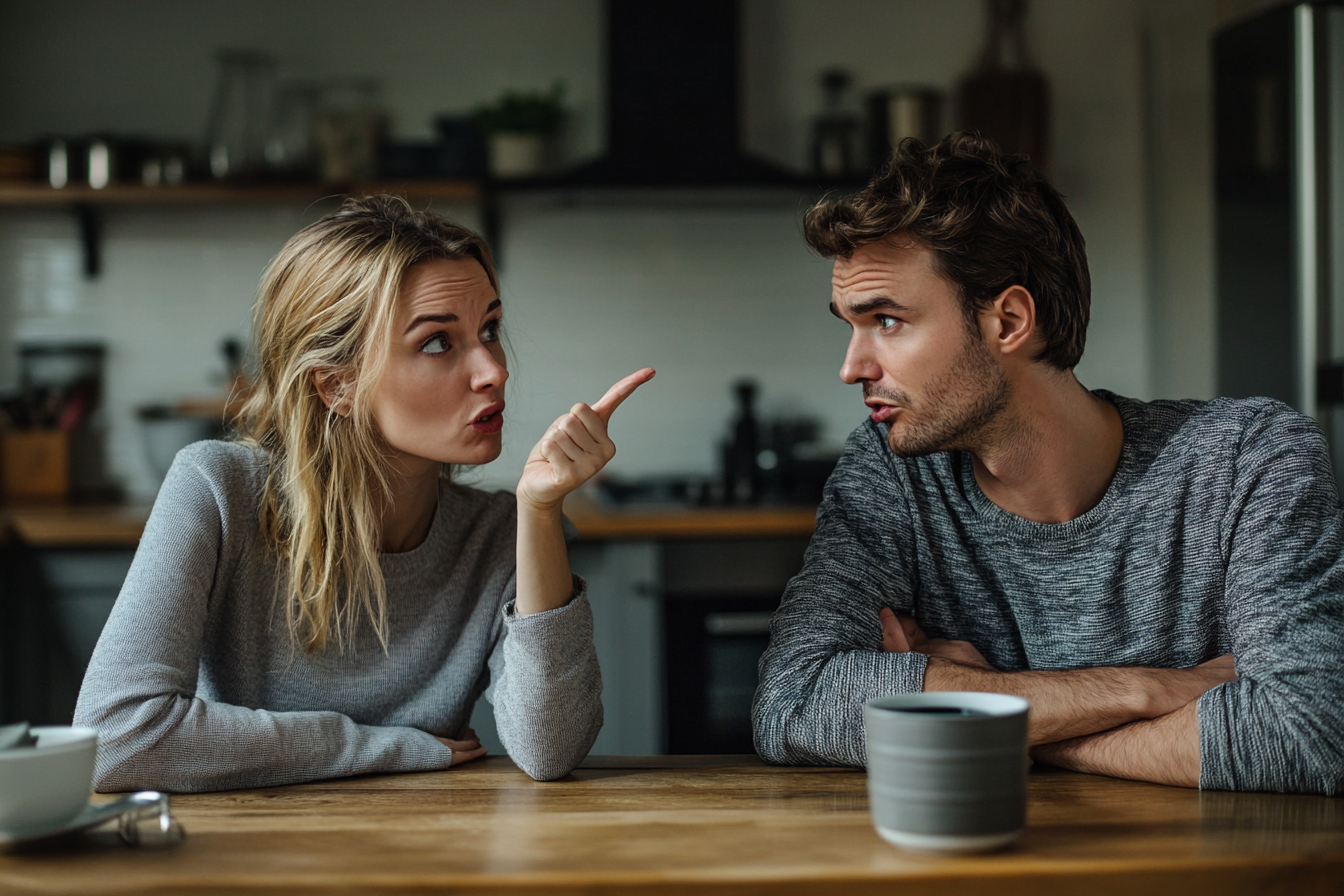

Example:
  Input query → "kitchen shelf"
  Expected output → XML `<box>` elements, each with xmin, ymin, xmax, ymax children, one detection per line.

<box><xmin>0</xmin><ymin>179</ymin><xmax>479</xmax><ymax>207</ymax></box>
<box><xmin>0</xmin><ymin>179</ymin><xmax>483</xmax><ymax>276</ymax></box>
<box><xmin>0</xmin><ymin>172</ymin><xmax>859</xmax><ymax>275</ymax></box>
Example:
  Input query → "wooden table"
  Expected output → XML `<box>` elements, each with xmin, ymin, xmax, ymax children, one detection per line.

<box><xmin>2</xmin><ymin>756</ymin><xmax>1342</xmax><ymax>895</ymax></box>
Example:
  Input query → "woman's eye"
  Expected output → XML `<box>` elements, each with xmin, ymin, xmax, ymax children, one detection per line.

<box><xmin>421</xmin><ymin>334</ymin><xmax>450</xmax><ymax>355</ymax></box>
<box><xmin>482</xmin><ymin>319</ymin><xmax>501</xmax><ymax>344</ymax></box>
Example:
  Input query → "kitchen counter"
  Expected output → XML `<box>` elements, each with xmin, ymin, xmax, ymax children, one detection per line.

<box><xmin>3</xmin><ymin>756</ymin><xmax>1342</xmax><ymax>894</ymax></box>
<box><xmin>0</xmin><ymin>495</ymin><xmax>816</xmax><ymax>548</ymax></box>
<box><xmin>0</xmin><ymin>503</ymin><xmax>151</xmax><ymax>548</ymax></box>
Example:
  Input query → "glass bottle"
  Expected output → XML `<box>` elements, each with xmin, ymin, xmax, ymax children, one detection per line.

<box><xmin>204</xmin><ymin>50</ymin><xmax>278</xmax><ymax>180</ymax></box>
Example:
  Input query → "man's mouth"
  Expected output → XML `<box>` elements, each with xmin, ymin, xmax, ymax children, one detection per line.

<box><xmin>867</xmin><ymin>404</ymin><xmax>899</xmax><ymax>424</ymax></box>
<box><xmin>471</xmin><ymin>402</ymin><xmax>505</xmax><ymax>434</ymax></box>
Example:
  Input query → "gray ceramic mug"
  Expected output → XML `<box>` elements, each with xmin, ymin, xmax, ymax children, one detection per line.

<box><xmin>864</xmin><ymin>692</ymin><xmax>1030</xmax><ymax>853</ymax></box>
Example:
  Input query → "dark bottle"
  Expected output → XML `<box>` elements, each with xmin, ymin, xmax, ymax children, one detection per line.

<box><xmin>722</xmin><ymin>380</ymin><xmax>761</xmax><ymax>504</ymax></box>
<box><xmin>958</xmin><ymin>0</ymin><xmax>1051</xmax><ymax>170</ymax></box>
<box><xmin>809</xmin><ymin>68</ymin><xmax>861</xmax><ymax>179</ymax></box>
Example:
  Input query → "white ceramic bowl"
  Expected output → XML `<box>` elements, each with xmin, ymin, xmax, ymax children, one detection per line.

<box><xmin>0</xmin><ymin>727</ymin><xmax>97</xmax><ymax>837</ymax></box>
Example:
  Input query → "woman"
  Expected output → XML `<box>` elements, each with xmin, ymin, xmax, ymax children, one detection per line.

<box><xmin>74</xmin><ymin>195</ymin><xmax>653</xmax><ymax>792</ymax></box>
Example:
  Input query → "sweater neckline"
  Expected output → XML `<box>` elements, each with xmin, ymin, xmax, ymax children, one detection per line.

<box><xmin>380</xmin><ymin>483</ymin><xmax>450</xmax><ymax>572</ymax></box>
<box><xmin>949</xmin><ymin>390</ymin><xmax>1140</xmax><ymax>539</ymax></box>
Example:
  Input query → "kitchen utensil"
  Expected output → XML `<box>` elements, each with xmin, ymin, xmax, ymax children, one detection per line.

<box><xmin>0</xmin><ymin>791</ymin><xmax>183</xmax><ymax>848</ymax></box>
<box><xmin>137</xmin><ymin>407</ymin><xmax>222</xmax><ymax>484</ymax></box>
<box><xmin>867</xmin><ymin>86</ymin><xmax>944</xmax><ymax>165</ymax></box>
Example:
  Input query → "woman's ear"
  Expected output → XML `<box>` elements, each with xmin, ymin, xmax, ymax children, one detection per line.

<box><xmin>313</xmin><ymin>368</ymin><xmax>353</xmax><ymax>416</ymax></box>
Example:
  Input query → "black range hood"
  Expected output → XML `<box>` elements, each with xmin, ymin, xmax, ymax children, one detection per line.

<box><xmin>565</xmin><ymin>0</ymin><xmax>795</xmax><ymax>186</ymax></box>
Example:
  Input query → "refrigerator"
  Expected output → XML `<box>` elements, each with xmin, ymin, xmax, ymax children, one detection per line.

<box><xmin>1216</xmin><ymin>1</ymin><xmax>1344</xmax><ymax>490</ymax></box>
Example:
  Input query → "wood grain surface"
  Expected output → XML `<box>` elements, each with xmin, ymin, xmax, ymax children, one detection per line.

<box><xmin>0</xmin><ymin>503</ymin><xmax>150</xmax><ymax>547</ymax></box>
<box><xmin>2</xmin><ymin>755</ymin><xmax>1342</xmax><ymax>895</ymax></box>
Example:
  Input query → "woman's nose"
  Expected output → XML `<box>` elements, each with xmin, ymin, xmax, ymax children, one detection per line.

<box><xmin>469</xmin><ymin>345</ymin><xmax>509</xmax><ymax>391</ymax></box>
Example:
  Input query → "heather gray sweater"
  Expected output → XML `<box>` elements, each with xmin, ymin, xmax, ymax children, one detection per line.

<box><xmin>74</xmin><ymin>441</ymin><xmax>602</xmax><ymax>792</ymax></box>
<box><xmin>753</xmin><ymin>393</ymin><xmax>1344</xmax><ymax>795</ymax></box>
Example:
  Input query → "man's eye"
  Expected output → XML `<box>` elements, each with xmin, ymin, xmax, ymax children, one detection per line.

<box><xmin>482</xmin><ymin>320</ymin><xmax>501</xmax><ymax>344</ymax></box>
<box><xmin>422</xmin><ymin>334</ymin><xmax>450</xmax><ymax>355</ymax></box>
<box><xmin>876</xmin><ymin>315</ymin><xmax>899</xmax><ymax>331</ymax></box>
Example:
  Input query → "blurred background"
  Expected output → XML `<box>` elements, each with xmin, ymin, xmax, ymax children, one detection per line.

<box><xmin>0</xmin><ymin>0</ymin><xmax>1325</xmax><ymax>755</ymax></box>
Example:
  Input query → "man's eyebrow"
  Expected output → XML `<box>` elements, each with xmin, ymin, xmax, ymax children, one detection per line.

<box><xmin>830</xmin><ymin>296</ymin><xmax>911</xmax><ymax>318</ymax></box>
<box><xmin>403</xmin><ymin>299</ymin><xmax>502</xmax><ymax>334</ymax></box>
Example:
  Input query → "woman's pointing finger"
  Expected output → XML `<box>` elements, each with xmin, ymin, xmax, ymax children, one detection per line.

<box><xmin>592</xmin><ymin>368</ymin><xmax>656</xmax><ymax>425</ymax></box>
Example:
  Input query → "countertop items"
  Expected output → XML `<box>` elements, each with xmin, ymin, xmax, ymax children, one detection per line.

<box><xmin>1</xmin><ymin>756</ymin><xmax>1339</xmax><ymax>893</ymax></box>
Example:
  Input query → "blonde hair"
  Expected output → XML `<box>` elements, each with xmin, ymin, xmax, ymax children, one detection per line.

<box><xmin>237</xmin><ymin>195</ymin><xmax>498</xmax><ymax>654</ymax></box>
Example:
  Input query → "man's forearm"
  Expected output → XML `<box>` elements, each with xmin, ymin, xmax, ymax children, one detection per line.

<box><xmin>1031</xmin><ymin>701</ymin><xmax>1200</xmax><ymax>787</ymax></box>
<box><xmin>922</xmin><ymin>657</ymin><xmax>1222</xmax><ymax>745</ymax></box>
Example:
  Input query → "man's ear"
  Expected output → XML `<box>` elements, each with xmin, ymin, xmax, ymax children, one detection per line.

<box><xmin>312</xmin><ymin>368</ymin><xmax>353</xmax><ymax>416</ymax></box>
<box><xmin>986</xmin><ymin>285</ymin><xmax>1037</xmax><ymax>358</ymax></box>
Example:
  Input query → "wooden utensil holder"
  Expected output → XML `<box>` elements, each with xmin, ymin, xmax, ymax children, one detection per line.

<box><xmin>1</xmin><ymin>429</ymin><xmax>69</xmax><ymax>500</ymax></box>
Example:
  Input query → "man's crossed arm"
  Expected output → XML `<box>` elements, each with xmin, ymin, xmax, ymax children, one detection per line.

<box><xmin>880</xmin><ymin>608</ymin><xmax>1237</xmax><ymax>787</ymax></box>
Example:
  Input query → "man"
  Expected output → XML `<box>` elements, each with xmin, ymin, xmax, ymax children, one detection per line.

<box><xmin>752</xmin><ymin>132</ymin><xmax>1344</xmax><ymax>794</ymax></box>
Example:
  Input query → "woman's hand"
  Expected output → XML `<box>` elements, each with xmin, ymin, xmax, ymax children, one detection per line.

<box><xmin>434</xmin><ymin>728</ymin><xmax>487</xmax><ymax>766</ymax></box>
<box><xmin>516</xmin><ymin>368</ymin><xmax>655</xmax><ymax>511</ymax></box>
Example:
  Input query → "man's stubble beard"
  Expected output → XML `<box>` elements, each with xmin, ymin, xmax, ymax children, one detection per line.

<box><xmin>870</xmin><ymin>326</ymin><xmax>1011</xmax><ymax>458</ymax></box>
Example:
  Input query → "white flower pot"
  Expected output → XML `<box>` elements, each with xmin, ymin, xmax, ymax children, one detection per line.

<box><xmin>488</xmin><ymin>133</ymin><xmax>548</xmax><ymax>178</ymax></box>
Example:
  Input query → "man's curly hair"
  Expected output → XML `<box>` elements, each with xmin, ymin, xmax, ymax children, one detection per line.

<box><xmin>804</xmin><ymin>131</ymin><xmax>1090</xmax><ymax>370</ymax></box>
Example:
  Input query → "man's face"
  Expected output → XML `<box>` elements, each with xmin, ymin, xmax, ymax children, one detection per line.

<box><xmin>831</xmin><ymin>240</ymin><xmax>1008</xmax><ymax>457</ymax></box>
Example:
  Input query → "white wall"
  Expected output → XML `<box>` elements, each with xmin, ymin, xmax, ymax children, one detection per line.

<box><xmin>0</xmin><ymin>0</ymin><xmax>1190</xmax><ymax>498</ymax></box>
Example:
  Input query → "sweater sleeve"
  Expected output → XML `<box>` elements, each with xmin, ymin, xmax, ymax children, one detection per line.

<box><xmin>751</xmin><ymin>423</ymin><xmax>928</xmax><ymax>768</ymax></box>
<box><xmin>73</xmin><ymin>445</ymin><xmax>453</xmax><ymax>793</ymax></box>
<box><xmin>1198</xmin><ymin>405</ymin><xmax>1344</xmax><ymax>794</ymax></box>
<box><xmin>484</xmin><ymin>576</ymin><xmax>603</xmax><ymax>781</ymax></box>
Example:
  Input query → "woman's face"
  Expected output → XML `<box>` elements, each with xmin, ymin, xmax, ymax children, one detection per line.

<box><xmin>368</xmin><ymin>257</ymin><xmax>508</xmax><ymax>473</ymax></box>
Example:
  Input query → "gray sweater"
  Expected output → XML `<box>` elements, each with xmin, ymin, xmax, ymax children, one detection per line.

<box><xmin>753</xmin><ymin>393</ymin><xmax>1344</xmax><ymax>795</ymax></box>
<box><xmin>74</xmin><ymin>441</ymin><xmax>602</xmax><ymax>792</ymax></box>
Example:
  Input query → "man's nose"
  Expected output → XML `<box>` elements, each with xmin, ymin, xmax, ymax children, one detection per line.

<box><xmin>839</xmin><ymin>334</ymin><xmax>880</xmax><ymax>385</ymax></box>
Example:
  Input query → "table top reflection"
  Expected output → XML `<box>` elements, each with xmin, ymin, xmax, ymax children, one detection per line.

<box><xmin>2</xmin><ymin>755</ymin><xmax>1342</xmax><ymax>895</ymax></box>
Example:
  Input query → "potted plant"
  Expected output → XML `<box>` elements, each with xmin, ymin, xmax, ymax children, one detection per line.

<box><xmin>473</xmin><ymin>81</ymin><xmax>565</xmax><ymax>179</ymax></box>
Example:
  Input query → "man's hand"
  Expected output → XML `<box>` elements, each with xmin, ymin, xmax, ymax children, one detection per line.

<box><xmin>880</xmin><ymin>607</ymin><xmax>994</xmax><ymax>669</ymax></box>
<box><xmin>877</xmin><ymin>607</ymin><xmax>1236</xmax><ymax>747</ymax></box>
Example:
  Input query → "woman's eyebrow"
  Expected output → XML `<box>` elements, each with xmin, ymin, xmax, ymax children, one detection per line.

<box><xmin>404</xmin><ymin>299</ymin><xmax>502</xmax><ymax>334</ymax></box>
<box><xmin>404</xmin><ymin>313</ymin><xmax>458</xmax><ymax>334</ymax></box>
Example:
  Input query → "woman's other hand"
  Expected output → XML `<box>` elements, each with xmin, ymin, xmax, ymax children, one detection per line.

<box><xmin>435</xmin><ymin>729</ymin><xmax>487</xmax><ymax>766</ymax></box>
<box><xmin>516</xmin><ymin>368</ymin><xmax>655</xmax><ymax>511</ymax></box>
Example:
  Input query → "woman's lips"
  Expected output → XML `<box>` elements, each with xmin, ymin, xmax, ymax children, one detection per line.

<box><xmin>471</xmin><ymin>402</ymin><xmax>505</xmax><ymax>434</ymax></box>
<box><xmin>868</xmin><ymin>405</ymin><xmax>898</xmax><ymax>424</ymax></box>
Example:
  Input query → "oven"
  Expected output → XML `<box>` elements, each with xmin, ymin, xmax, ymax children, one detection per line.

<box><xmin>660</xmin><ymin>538</ymin><xmax>809</xmax><ymax>754</ymax></box>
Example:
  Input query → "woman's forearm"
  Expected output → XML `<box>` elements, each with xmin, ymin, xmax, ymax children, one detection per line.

<box><xmin>514</xmin><ymin>499</ymin><xmax>574</xmax><ymax>615</ymax></box>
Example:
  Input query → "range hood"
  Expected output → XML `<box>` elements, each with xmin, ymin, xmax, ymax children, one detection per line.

<box><xmin>566</xmin><ymin>0</ymin><xmax>795</xmax><ymax>186</ymax></box>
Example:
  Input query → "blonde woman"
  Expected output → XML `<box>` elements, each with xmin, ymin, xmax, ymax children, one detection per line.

<box><xmin>74</xmin><ymin>196</ymin><xmax>652</xmax><ymax>792</ymax></box>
